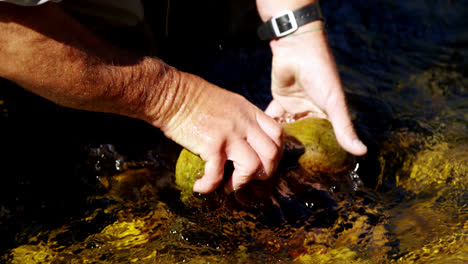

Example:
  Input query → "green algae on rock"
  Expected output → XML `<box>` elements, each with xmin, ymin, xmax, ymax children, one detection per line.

<box><xmin>175</xmin><ymin>149</ymin><xmax>206</xmax><ymax>204</ymax></box>
<box><xmin>282</xmin><ymin>117</ymin><xmax>354</xmax><ymax>174</ymax></box>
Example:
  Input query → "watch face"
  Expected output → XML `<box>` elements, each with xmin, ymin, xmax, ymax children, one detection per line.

<box><xmin>275</xmin><ymin>15</ymin><xmax>293</xmax><ymax>33</ymax></box>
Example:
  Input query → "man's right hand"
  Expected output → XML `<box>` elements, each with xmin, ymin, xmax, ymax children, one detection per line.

<box><xmin>0</xmin><ymin>3</ymin><xmax>283</xmax><ymax>194</ymax></box>
<box><xmin>152</xmin><ymin>71</ymin><xmax>284</xmax><ymax>194</ymax></box>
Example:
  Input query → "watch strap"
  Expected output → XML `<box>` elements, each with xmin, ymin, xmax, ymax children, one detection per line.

<box><xmin>257</xmin><ymin>2</ymin><xmax>324</xmax><ymax>40</ymax></box>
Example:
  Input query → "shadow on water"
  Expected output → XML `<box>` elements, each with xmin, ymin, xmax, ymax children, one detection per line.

<box><xmin>1</xmin><ymin>0</ymin><xmax>467</xmax><ymax>263</ymax></box>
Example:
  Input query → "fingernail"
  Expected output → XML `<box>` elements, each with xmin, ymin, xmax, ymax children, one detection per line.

<box><xmin>353</xmin><ymin>139</ymin><xmax>367</xmax><ymax>153</ymax></box>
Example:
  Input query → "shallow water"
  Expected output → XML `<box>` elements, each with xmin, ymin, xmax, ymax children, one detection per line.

<box><xmin>1</xmin><ymin>0</ymin><xmax>467</xmax><ymax>263</ymax></box>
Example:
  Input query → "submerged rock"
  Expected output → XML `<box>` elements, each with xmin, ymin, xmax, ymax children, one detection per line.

<box><xmin>399</xmin><ymin>142</ymin><xmax>467</xmax><ymax>194</ymax></box>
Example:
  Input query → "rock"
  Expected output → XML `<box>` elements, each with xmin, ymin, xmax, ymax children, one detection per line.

<box><xmin>399</xmin><ymin>142</ymin><xmax>467</xmax><ymax>194</ymax></box>
<box><xmin>282</xmin><ymin>117</ymin><xmax>354</xmax><ymax>175</ymax></box>
<box><xmin>175</xmin><ymin>148</ymin><xmax>206</xmax><ymax>204</ymax></box>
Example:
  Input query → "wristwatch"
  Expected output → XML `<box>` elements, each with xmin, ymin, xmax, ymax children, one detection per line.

<box><xmin>257</xmin><ymin>2</ymin><xmax>324</xmax><ymax>40</ymax></box>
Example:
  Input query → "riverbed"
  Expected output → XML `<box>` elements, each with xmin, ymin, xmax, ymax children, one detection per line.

<box><xmin>0</xmin><ymin>0</ymin><xmax>466</xmax><ymax>263</ymax></box>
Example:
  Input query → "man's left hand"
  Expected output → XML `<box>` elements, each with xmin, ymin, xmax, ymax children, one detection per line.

<box><xmin>265</xmin><ymin>22</ymin><xmax>367</xmax><ymax>156</ymax></box>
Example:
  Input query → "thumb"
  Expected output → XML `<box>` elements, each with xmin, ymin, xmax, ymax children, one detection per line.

<box><xmin>193</xmin><ymin>155</ymin><xmax>226</xmax><ymax>194</ymax></box>
<box><xmin>327</xmin><ymin>98</ymin><xmax>367</xmax><ymax>156</ymax></box>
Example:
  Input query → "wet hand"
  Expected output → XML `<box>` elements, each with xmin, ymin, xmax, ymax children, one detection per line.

<box><xmin>265</xmin><ymin>22</ymin><xmax>367</xmax><ymax>156</ymax></box>
<box><xmin>157</xmin><ymin>73</ymin><xmax>283</xmax><ymax>194</ymax></box>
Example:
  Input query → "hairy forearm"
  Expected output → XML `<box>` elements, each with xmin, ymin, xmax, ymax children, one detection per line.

<box><xmin>0</xmin><ymin>3</ymin><xmax>191</xmax><ymax>128</ymax></box>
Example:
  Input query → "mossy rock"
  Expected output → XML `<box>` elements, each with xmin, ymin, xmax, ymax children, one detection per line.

<box><xmin>282</xmin><ymin>117</ymin><xmax>353</xmax><ymax>174</ymax></box>
<box><xmin>175</xmin><ymin>117</ymin><xmax>354</xmax><ymax>204</ymax></box>
<box><xmin>175</xmin><ymin>149</ymin><xmax>206</xmax><ymax>204</ymax></box>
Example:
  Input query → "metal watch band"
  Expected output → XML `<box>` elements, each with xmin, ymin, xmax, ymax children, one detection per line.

<box><xmin>257</xmin><ymin>2</ymin><xmax>324</xmax><ymax>40</ymax></box>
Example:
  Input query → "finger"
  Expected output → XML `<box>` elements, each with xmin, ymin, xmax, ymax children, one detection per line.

<box><xmin>256</xmin><ymin>111</ymin><xmax>284</xmax><ymax>148</ymax></box>
<box><xmin>193</xmin><ymin>154</ymin><xmax>226</xmax><ymax>194</ymax></box>
<box><xmin>326</xmin><ymin>94</ymin><xmax>367</xmax><ymax>156</ymax></box>
<box><xmin>224</xmin><ymin>141</ymin><xmax>261</xmax><ymax>193</ymax></box>
<box><xmin>251</xmin><ymin>114</ymin><xmax>284</xmax><ymax>177</ymax></box>
<box><xmin>246</xmin><ymin>132</ymin><xmax>280</xmax><ymax>179</ymax></box>
<box><xmin>265</xmin><ymin>100</ymin><xmax>286</xmax><ymax>118</ymax></box>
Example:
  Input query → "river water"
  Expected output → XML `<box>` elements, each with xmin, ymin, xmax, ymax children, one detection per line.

<box><xmin>0</xmin><ymin>0</ymin><xmax>467</xmax><ymax>263</ymax></box>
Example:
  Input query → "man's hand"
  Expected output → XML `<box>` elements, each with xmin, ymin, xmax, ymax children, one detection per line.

<box><xmin>155</xmin><ymin>73</ymin><xmax>283</xmax><ymax>194</ymax></box>
<box><xmin>266</xmin><ymin>22</ymin><xmax>367</xmax><ymax>156</ymax></box>
<box><xmin>256</xmin><ymin>0</ymin><xmax>367</xmax><ymax>156</ymax></box>
<box><xmin>0</xmin><ymin>2</ymin><xmax>283</xmax><ymax>194</ymax></box>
